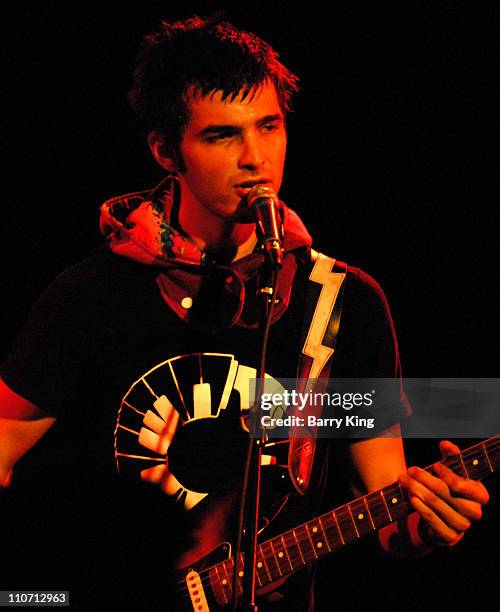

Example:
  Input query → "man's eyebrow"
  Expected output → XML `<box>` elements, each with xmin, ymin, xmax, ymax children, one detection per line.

<box><xmin>197</xmin><ymin>114</ymin><xmax>284</xmax><ymax>137</ymax></box>
<box><xmin>256</xmin><ymin>114</ymin><xmax>283</xmax><ymax>125</ymax></box>
<box><xmin>198</xmin><ymin>124</ymin><xmax>239</xmax><ymax>137</ymax></box>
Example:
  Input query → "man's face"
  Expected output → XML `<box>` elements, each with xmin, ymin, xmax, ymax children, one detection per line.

<box><xmin>175</xmin><ymin>81</ymin><xmax>287</xmax><ymax>223</ymax></box>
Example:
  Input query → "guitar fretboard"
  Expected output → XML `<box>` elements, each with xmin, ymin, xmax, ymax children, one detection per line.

<box><xmin>208</xmin><ymin>436</ymin><xmax>499</xmax><ymax>606</ymax></box>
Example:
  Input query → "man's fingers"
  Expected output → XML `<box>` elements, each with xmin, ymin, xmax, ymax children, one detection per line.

<box><xmin>399</xmin><ymin>472</ymin><xmax>472</xmax><ymax>533</ymax></box>
<box><xmin>400</xmin><ymin>441</ymin><xmax>491</xmax><ymax>548</ymax></box>
<box><xmin>433</xmin><ymin>462</ymin><xmax>490</xmax><ymax>506</ymax></box>
<box><xmin>439</xmin><ymin>439</ymin><xmax>461</xmax><ymax>458</ymax></box>
<box><xmin>407</xmin><ymin>466</ymin><xmax>450</xmax><ymax>499</ymax></box>
<box><xmin>409</xmin><ymin>496</ymin><xmax>461</xmax><ymax>545</ymax></box>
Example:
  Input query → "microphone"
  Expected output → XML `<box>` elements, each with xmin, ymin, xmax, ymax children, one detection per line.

<box><xmin>247</xmin><ymin>185</ymin><xmax>284</xmax><ymax>267</ymax></box>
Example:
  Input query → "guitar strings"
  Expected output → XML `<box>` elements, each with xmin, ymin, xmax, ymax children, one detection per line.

<box><xmin>176</xmin><ymin>436</ymin><xmax>500</xmax><ymax>598</ymax></box>
<box><xmin>177</xmin><ymin>438</ymin><xmax>500</xmax><ymax>594</ymax></box>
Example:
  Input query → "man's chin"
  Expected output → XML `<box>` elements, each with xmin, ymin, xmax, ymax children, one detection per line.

<box><xmin>232</xmin><ymin>211</ymin><xmax>257</xmax><ymax>224</ymax></box>
<box><xmin>224</xmin><ymin>198</ymin><xmax>257</xmax><ymax>224</ymax></box>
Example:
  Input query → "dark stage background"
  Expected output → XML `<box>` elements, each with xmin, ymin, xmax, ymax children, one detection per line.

<box><xmin>2</xmin><ymin>2</ymin><xmax>498</xmax><ymax>610</ymax></box>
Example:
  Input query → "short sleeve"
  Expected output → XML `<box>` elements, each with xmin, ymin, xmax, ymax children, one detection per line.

<box><xmin>352</xmin><ymin>268</ymin><xmax>403</xmax><ymax>378</ymax></box>
<box><xmin>1</xmin><ymin>267</ymin><xmax>93</xmax><ymax>418</ymax></box>
<box><xmin>334</xmin><ymin>267</ymin><xmax>412</xmax><ymax>434</ymax></box>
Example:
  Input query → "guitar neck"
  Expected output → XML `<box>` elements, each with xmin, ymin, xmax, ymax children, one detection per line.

<box><xmin>208</xmin><ymin>436</ymin><xmax>499</xmax><ymax>604</ymax></box>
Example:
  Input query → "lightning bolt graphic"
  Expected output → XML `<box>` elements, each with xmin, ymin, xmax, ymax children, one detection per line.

<box><xmin>301</xmin><ymin>254</ymin><xmax>346</xmax><ymax>391</ymax></box>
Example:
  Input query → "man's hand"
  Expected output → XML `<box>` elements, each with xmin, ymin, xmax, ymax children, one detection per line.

<box><xmin>398</xmin><ymin>440</ymin><xmax>490</xmax><ymax>546</ymax></box>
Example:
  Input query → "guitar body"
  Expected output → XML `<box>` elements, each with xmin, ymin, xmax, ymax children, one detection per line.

<box><xmin>179</xmin><ymin>542</ymin><xmax>232</xmax><ymax>610</ymax></box>
<box><xmin>175</xmin><ymin>461</ymin><xmax>306</xmax><ymax>609</ymax></box>
<box><xmin>178</xmin><ymin>540</ymin><xmax>290</xmax><ymax>610</ymax></box>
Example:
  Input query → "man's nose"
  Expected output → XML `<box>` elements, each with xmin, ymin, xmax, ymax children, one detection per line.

<box><xmin>238</xmin><ymin>133</ymin><xmax>266</xmax><ymax>170</ymax></box>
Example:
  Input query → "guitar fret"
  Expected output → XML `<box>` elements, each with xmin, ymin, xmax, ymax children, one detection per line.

<box><xmin>212</xmin><ymin>564</ymin><xmax>228</xmax><ymax>605</ymax></box>
<box><xmin>281</xmin><ymin>535</ymin><xmax>294</xmax><ymax>571</ymax></box>
<box><xmin>318</xmin><ymin>517</ymin><xmax>332</xmax><ymax>552</ymax></box>
<box><xmin>255</xmin><ymin>570</ymin><xmax>262</xmax><ymax>588</ymax></box>
<box><xmin>308</xmin><ymin>521</ymin><xmax>328</xmax><ymax>554</ymax></box>
<box><xmin>227</xmin><ymin>555</ymin><xmax>243</xmax><ymax>598</ymax></box>
<box><xmin>256</xmin><ymin>547</ymin><xmax>272</xmax><ymax>583</ymax></box>
<box><xmin>369</xmin><ymin>493</ymin><xmax>391</xmax><ymax>528</ymax></box>
<box><xmin>292</xmin><ymin>529</ymin><xmax>306</xmax><ymax>565</ymax></box>
<box><xmin>269</xmin><ymin>540</ymin><xmax>283</xmax><ymax>576</ymax></box>
<box><xmin>263</xmin><ymin>540</ymin><xmax>281</xmax><ymax>579</ymax></box>
<box><xmin>362</xmin><ymin>489</ymin><xmax>393</xmax><ymax>528</ymax></box>
<box><xmin>253</xmin><ymin>556</ymin><xmax>263</xmax><ymax>588</ymax></box>
<box><xmin>236</xmin><ymin>554</ymin><xmax>245</xmax><ymax>596</ymax></box>
<box><xmin>381</xmin><ymin>484</ymin><xmax>407</xmax><ymax>522</ymax></box>
<box><xmin>460</xmin><ymin>449</ymin><xmax>483</xmax><ymax>480</ymax></box>
<box><xmin>380</xmin><ymin>489</ymin><xmax>393</xmax><ymax>521</ymax></box>
<box><xmin>349</xmin><ymin>498</ymin><xmax>375</xmax><ymax>537</ymax></box>
<box><xmin>397</xmin><ymin>482</ymin><xmax>407</xmax><ymax>506</ymax></box>
<box><xmin>332</xmin><ymin>511</ymin><xmax>345</xmax><ymax>545</ymax></box>
<box><xmin>347</xmin><ymin>504</ymin><xmax>360</xmax><ymax>538</ymax></box>
<box><xmin>279</xmin><ymin>531</ymin><xmax>300</xmax><ymax>570</ymax></box>
<box><xmin>305</xmin><ymin>524</ymin><xmax>319</xmax><ymax>558</ymax></box>
<box><xmin>487</xmin><ymin>439</ymin><xmax>500</xmax><ymax>468</ymax></box>
<box><xmin>296</xmin><ymin>526</ymin><xmax>317</xmax><ymax>563</ymax></box>
<box><xmin>220</xmin><ymin>561</ymin><xmax>232</xmax><ymax>602</ymax></box>
<box><xmin>483</xmin><ymin>442</ymin><xmax>494</xmax><ymax>472</ymax></box>
<box><xmin>459</xmin><ymin>453</ymin><xmax>469</xmax><ymax>478</ymax></box>
<box><xmin>337</xmin><ymin>507</ymin><xmax>358</xmax><ymax>542</ymax></box>
<box><xmin>285</xmin><ymin>531</ymin><xmax>304</xmax><ymax>569</ymax></box>
<box><xmin>231</xmin><ymin>554</ymin><xmax>245</xmax><ymax>597</ymax></box>
<box><xmin>222</xmin><ymin>560</ymin><xmax>231</xmax><ymax>585</ymax></box>
<box><xmin>321</xmin><ymin>513</ymin><xmax>343</xmax><ymax>548</ymax></box>
<box><xmin>363</xmin><ymin>496</ymin><xmax>376</xmax><ymax>530</ymax></box>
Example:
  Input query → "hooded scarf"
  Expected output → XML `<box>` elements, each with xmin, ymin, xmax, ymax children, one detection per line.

<box><xmin>100</xmin><ymin>175</ymin><xmax>312</xmax><ymax>333</ymax></box>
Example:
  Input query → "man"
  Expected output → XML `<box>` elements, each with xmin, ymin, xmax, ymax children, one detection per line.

<box><xmin>0</xmin><ymin>15</ymin><xmax>489</xmax><ymax>609</ymax></box>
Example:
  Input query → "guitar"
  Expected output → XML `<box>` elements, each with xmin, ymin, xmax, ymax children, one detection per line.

<box><xmin>178</xmin><ymin>436</ymin><xmax>499</xmax><ymax>610</ymax></box>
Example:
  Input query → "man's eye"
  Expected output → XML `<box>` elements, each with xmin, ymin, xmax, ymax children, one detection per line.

<box><xmin>205</xmin><ymin>131</ymin><xmax>233</xmax><ymax>143</ymax></box>
<box><xmin>262</xmin><ymin>123</ymin><xmax>277</xmax><ymax>133</ymax></box>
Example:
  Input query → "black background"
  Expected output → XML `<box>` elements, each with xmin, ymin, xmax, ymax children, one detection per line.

<box><xmin>2</xmin><ymin>2</ymin><xmax>498</xmax><ymax>610</ymax></box>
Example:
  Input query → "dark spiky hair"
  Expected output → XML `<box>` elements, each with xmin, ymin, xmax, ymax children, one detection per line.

<box><xmin>127</xmin><ymin>14</ymin><xmax>299</xmax><ymax>168</ymax></box>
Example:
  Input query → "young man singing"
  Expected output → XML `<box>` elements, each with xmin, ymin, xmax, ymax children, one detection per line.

<box><xmin>0</xmin><ymin>15</ymin><xmax>489</xmax><ymax>610</ymax></box>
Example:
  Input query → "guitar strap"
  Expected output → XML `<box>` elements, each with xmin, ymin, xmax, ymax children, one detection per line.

<box><xmin>288</xmin><ymin>249</ymin><xmax>347</xmax><ymax>495</ymax></box>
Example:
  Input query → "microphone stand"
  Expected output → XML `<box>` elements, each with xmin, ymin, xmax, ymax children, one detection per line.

<box><xmin>231</xmin><ymin>258</ymin><xmax>280</xmax><ymax>611</ymax></box>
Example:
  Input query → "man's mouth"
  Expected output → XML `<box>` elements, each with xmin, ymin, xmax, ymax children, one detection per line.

<box><xmin>234</xmin><ymin>179</ymin><xmax>272</xmax><ymax>197</ymax></box>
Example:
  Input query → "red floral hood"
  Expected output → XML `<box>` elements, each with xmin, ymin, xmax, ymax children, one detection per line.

<box><xmin>99</xmin><ymin>175</ymin><xmax>312</xmax><ymax>332</ymax></box>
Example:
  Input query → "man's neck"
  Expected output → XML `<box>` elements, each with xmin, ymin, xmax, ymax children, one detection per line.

<box><xmin>177</xmin><ymin>196</ymin><xmax>257</xmax><ymax>263</ymax></box>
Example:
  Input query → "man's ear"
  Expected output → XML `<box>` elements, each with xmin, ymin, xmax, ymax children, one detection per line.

<box><xmin>147</xmin><ymin>131</ymin><xmax>179</xmax><ymax>173</ymax></box>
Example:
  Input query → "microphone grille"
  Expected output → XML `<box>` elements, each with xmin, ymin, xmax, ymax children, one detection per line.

<box><xmin>246</xmin><ymin>184</ymin><xmax>278</xmax><ymax>207</ymax></box>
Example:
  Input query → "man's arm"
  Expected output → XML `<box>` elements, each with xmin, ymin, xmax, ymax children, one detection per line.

<box><xmin>346</xmin><ymin>425</ymin><xmax>489</xmax><ymax>557</ymax></box>
<box><xmin>0</xmin><ymin>378</ymin><xmax>56</xmax><ymax>487</ymax></box>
